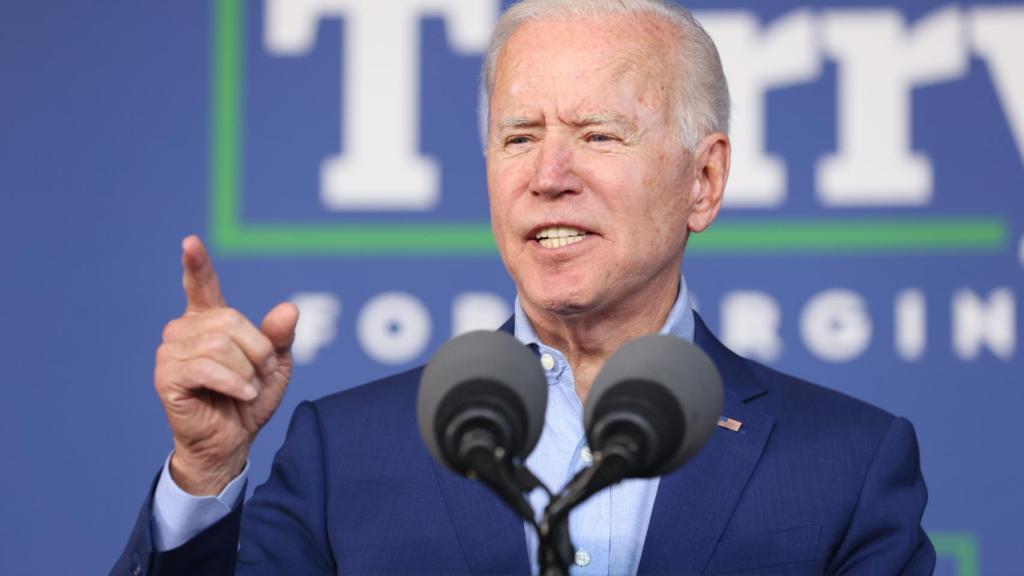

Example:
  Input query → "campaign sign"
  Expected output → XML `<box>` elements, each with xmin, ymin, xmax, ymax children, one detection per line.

<box><xmin>0</xmin><ymin>1</ymin><xmax>1021</xmax><ymax>574</ymax></box>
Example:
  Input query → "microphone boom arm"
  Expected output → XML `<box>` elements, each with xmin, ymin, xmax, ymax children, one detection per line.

<box><xmin>538</xmin><ymin>438</ymin><xmax>641</xmax><ymax>576</ymax></box>
<box><xmin>456</xmin><ymin>425</ymin><xmax>552</xmax><ymax>526</ymax></box>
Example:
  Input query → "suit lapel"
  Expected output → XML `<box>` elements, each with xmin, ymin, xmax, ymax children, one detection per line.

<box><xmin>432</xmin><ymin>462</ymin><xmax>532</xmax><ymax>575</ymax></box>
<box><xmin>637</xmin><ymin>315</ymin><xmax>775</xmax><ymax>575</ymax></box>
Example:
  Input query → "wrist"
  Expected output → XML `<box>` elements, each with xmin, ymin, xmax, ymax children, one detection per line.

<box><xmin>169</xmin><ymin>447</ymin><xmax>248</xmax><ymax>496</ymax></box>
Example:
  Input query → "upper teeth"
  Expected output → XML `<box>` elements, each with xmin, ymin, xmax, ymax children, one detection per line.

<box><xmin>536</xmin><ymin>227</ymin><xmax>589</xmax><ymax>248</ymax></box>
<box><xmin>536</xmin><ymin>227</ymin><xmax>586</xmax><ymax>240</ymax></box>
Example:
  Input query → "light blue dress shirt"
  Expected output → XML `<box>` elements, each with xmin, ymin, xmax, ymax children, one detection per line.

<box><xmin>514</xmin><ymin>276</ymin><xmax>695</xmax><ymax>576</ymax></box>
<box><xmin>152</xmin><ymin>276</ymin><xmax>695</xmax><ymax>575</ymax></box>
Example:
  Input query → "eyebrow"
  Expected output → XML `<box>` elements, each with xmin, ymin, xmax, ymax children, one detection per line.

<box><xmin>570</xmin><ymin>112</ymin><xmax>637</xmax><ymax>130</ymax></box>
<box><xmin>496</xmin><ymin>116</ymin><xmax>542</xmax><ymax>130</ymax></box>
<box><xmin>496</xmin><ymin>112</ymin><xmax>638</xmax><ymax>131</ymax></box>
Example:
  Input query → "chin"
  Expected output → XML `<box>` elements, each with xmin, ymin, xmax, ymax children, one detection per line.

<box><xmin>520</xmin><ymin>277</ymin><xmax>596</xmax><ymax>317</ymax></box>
<box><xmin>539</xmin><ymin>299</ymin><xmax>592</xmax><ymax>317</ymax></box>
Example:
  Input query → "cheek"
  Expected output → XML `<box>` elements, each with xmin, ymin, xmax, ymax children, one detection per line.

<box><xmin>487</xmin><ymin>166</ymin><xmax>515</xmax><ymax>215</ymax></box>
<box><xmin>637</xmin><ymin>172</ymin><xmax>690</xmax><ymax>243</ymax></box>
<box><xmin>487</xmin><ymin>165</ymin><xmax>530</xmax><ymax>244</ymax></box>
<box><xmin>489</xmin><ymin>158</ymin><xmax>532</xmax><ymax>197</ymax></box>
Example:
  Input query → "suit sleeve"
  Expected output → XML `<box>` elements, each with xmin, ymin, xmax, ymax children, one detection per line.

<box><xmin>111</xmin><ymin>401</ymin><xmax>336</xmax><ymax>575</ymax></box>
<box><xmin>827</xmin><ymin>416</ymin><xmax>936</xmax><ymax>575</ymax></box>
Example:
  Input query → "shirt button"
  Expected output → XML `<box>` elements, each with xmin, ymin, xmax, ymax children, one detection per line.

<box><xmin>540</xmin><ymin>353</ymin><xmax>556</xmax><ymax>371</ymax></box>
<box><xmin>575</xmin><ymin>550</ymin><xmax>591</xmax><ymax>567</ymax></box>
<box><xmin>580</xmin><ymin>446</ymin><xmax>593</xmax><ymax>465</ymax></box>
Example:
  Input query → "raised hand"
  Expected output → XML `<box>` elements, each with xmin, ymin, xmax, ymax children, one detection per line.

<box><xmin>154</xmin><ymin>235</ymin><xmax>299</xmax><ymax>495</ymax></box>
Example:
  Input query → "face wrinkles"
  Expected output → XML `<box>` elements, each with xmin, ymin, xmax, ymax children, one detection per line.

<box><xmin>487</xmin><ymin>14</ymin><xmax>695</xmax><ymax>324</ymax></box>
<box><xmin>490</xmin><ymin>34</ymin><xmax>665</xmax><ymax>150</ymax></box>
<box><xmin>496</xmin><ymin>110</ymin><xmax>644</xmax><ymax>149</ymax></box>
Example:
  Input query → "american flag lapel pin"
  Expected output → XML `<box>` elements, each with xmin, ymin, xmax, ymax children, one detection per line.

<box><xmin>717</xmin><ymin>416</ymin><xmax>743</xmax><ymax>432</ymax></box>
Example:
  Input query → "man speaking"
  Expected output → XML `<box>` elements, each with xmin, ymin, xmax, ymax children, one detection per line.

<box><xmin>114</xmin><ymin>0</ymin><xmax>934</xmax><ymax>574</ymax></box>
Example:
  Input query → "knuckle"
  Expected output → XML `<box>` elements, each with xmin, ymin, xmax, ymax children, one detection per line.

<box><xmin>162</xmin><ymin>319</ymin><xmax>182</xmax><ymax>342</ymax></box>
<box><xmin>212</xmin><ymin>308</ymin><xmax>246</xmax><ymax>332</ymax></box>
<box><xmin>153</xmin><ymin>361</ymin><xmax>177</xmax><ymax>393</ymax></box>
<box><xmin>199</xmin><ymin>331</ymin><xmax>233</xmax><ymax>357</ymax></box>
<box><xmin>155</xmin><ymin>342</ymin><xmax>173</xmax><ymax>364</ymax></box>
<box><xmin>201</xmin><ymin>309</ymin><xmax>225</xmax><ymax>328</ymax></box>
<box><xmin>253</xmin><ymin>336</ymin><xmax>274</xmax><ymax>362</ymax></box>
<box><xmin>199</xmin><ymin>359</ymin><xmax>222</xmax><ymax>383</ymax></box>
<box><xmin>224</xmin><ymin>308</ymin><xmax>246</xmax><ymax>328</ymax></box>
<box><xmin>182</xmin><ymin>358</ymin><xmax>211</xmax><ymax>384</ymax></box>
<box><xmin>239</xmin><ymin>359</ymin><xmax>257</xmax><ymax>380</ymax></box>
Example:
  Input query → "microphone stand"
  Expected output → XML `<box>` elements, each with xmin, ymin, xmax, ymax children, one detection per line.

<box><xmin>457</xmin><ymin>428</ymin><xmax>545</xmax><ymax>523</ymax></box>
<box><xmin>455</xmin><ymin>424</ymin><xmax>644</xmax><ymax>576</ymax></box>
<box><xmin>537</xmin><ymin>441</ymin><xmax>640</xmax><ymax>576</ymax></box>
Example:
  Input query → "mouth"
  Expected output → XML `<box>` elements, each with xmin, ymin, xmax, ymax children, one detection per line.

<box><xmin>531</xmin><ymin>225</ymin><xmax>593</xmax><ymax>249</ymax></box>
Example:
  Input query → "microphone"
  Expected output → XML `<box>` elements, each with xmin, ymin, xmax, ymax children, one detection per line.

<box><xmin>417</xmin><ymin>330</ymin><xmax>548</xmax><ymax>521</ymax></box>
<box><xmin>538</xmin><ymin>335</ymin><xmax>723</xmax><ymax>573</ymax></box>
<box><xmin>584</xmin><ymin>334</ymin><xmax>724</xmax><ymax>478</ymax></box>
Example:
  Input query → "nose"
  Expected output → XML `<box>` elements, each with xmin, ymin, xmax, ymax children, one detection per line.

<box><xmin>529</xmin><ymin>136</ymin><xmax>582</xmax><ymax>199</ymax></box>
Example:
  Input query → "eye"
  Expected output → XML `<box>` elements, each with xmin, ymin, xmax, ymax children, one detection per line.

<box><xmin>585</xmin><ymin>133</ymin><xmax>617</xmax><ymax>143</ymax></box>
<box><xmin>505</xmin><ymin>135</ymin><xmax>531</xmax><ymax>146</ymax></box>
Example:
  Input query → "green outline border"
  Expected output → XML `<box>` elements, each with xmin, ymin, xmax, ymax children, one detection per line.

<box><xmin>209</xmin><ymin>0</ymin><xmax>1008</xmax><ymax>257</ymax></box>
<box><xmin>931</xmin><ymin>532</ymin><xmax>980</xmax><ymax>576</ymax></box>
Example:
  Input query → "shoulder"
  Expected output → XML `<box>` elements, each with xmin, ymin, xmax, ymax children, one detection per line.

<box><xmin>299</xmin><ymin>366</ymin><xmax>427</xmax><ymax>450</ymax></box>
<box><xmin>737</xmin><ymin>356</ymin><xmax>913</xmax><ymax>478</ymax></box>
<box><xmin>313</xmin><ymin>365</ymin><xmax>424</xmax><ymax>413</ymax></box>
<box><xmin>749</xmin><ymin>359</ymin><xmax>894</xmax><ymax>430</ymax></box>
<box><xmin>696</xmin><ymin>313</ymin><xmax>898</xmax><ymax>445</ymax></box>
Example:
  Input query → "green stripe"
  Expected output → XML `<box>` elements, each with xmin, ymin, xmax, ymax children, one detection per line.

<box><xmin>218</xmin><ymin>223</ymin><xmax>497</xmax><ymax>256</ymax></box>
<box><xmin>690</xmin><ymin>217</ymin><xmax>1007</xmax><ymax>254</ymax></box>
<box><xmin>210</xmin><ymin>0</ymin><xmax>1010</xmax><ymax>258</ymax></box>
<box><xmin>211</xmin><ymin>0</ymin><xmax>241</xmax><ymax>247</ymax></box>
<box><xmin>931</xmin><ymin>532</ymin><xmax>979</xmax><ymax>576</ymax></box>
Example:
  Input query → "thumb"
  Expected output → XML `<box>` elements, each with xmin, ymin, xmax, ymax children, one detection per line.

<box><xmin>261</xmin><ymin>302</ymin><xmax>300</xmax><ymax>354</ymax></box>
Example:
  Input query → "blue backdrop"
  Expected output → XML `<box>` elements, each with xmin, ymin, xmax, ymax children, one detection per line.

<box><xmin>1</xmin><ymin>1</ymin><xmax>1021</xmax><ymax>574</ymax></box>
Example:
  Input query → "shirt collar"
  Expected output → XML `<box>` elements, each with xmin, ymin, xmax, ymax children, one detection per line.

<box><xmin>513</xmin><ymin>274</ymin><xmax>696</xmax><ymax>350</ymax></box>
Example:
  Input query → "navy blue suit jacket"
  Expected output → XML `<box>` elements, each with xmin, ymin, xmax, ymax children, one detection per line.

<box><xmin>114</xmin><ymin>315</ymin><xmax>934</xmax><ymax>575</ymax></box>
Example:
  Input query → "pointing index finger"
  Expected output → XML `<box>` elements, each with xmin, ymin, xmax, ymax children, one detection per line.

<box><xmin>181</xmin><ymin>235</ymin><xmax>226</xmax><ymax>313</ymax></box>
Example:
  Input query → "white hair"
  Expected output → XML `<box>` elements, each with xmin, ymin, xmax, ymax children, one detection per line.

<box><xmin>482</xmin><ymin>0</ymin><xmax>730</xmax><ymax>151</ymax></box>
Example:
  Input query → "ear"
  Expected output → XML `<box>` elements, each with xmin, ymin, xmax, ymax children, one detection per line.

<box><xmin>686</xmin><ymin>133</ymin><xmax>730</xmax><ymax>234</ymax></box>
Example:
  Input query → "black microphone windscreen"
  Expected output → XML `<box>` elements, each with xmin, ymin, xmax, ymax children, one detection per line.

<box><xmin>417</xmin><ymin>330</ymin><xmax>548</xmax><ymax>472</ymax></box>
<box><xmin>584</xmin><ymin>334</ymin><xmax>723</xmax><ymax>477</ymax></box>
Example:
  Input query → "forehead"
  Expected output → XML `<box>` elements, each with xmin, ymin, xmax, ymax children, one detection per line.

<box><xmin>491</xmin><ymin>15</ymin><xmax>677</xmax><ymax>115</ymax></box>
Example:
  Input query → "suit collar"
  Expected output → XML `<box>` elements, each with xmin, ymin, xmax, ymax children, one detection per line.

<box><xmin>693</xmin><ymin>313</ymin><xmax>767</xmax><ymax>403</ymax></box>
<box><xmin>498</xmin><ymin>315</ymin><xmax>515</xmax><ymax>335</ymax></box>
